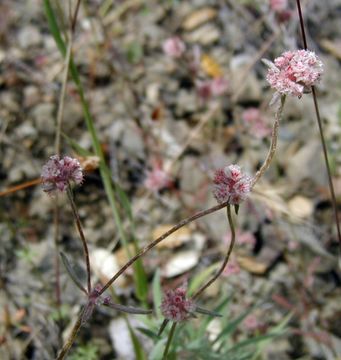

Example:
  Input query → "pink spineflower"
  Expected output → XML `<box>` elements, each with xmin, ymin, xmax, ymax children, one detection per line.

<box><xmin>222</xmin><ymin>256</ymin><xmax>240</xmax><ymax>276</ymax></box>
<box><xmin>242</xmin><ymin>108</ymin><xmax>271</xmax><ymax>139</ymax></box>
<box><xmin>213</xmin><ymin>165</ymin><xmax>252</xmax><ymax>205</ymax></box>
<box><xmin>265</xmin><ymin>50</ymin><xmax>323</xmax><ymax>99</ymax></box>
<box><xmin>243</xmin><ymin>314</ymin><xmax>261</xmax><ymax>331</ymax></box>
<box><xmin>162</xmin><ymin>37</ymin><xmax>186</xmax><ymax>58</ymax></box>
<box><xmin>196</xmin><ymin>77</ymin><xmax>229</xmax><ymax>101</ymax></box>
<box><xmin>270</xmin><ymin>0</ymin><xmax>288</xmax><ymax>12</ymax></box>
<box><xmin>196</xmin><ymin>80</ymin><xmax>212</xmax><ymax>101</ymax></box>
<box><xmin>210</xmin><ymin>77</ymin><xmax>229</xmax><ymax>96</ymax></box>
<box><xmin>41</xmin><ymin>155</ymin><xmax>83</xmax><ymax>195</ymax></box>
<box><xmin>160</xmin><ymin>287</ymin><xmax>195</xmax><ymax>322</ymax></box>
<box><xmin>224</xmin><ymin>230</ymin><xmax>256</xmax><ymax>248</ymax></box>
<box><xmin>144</xmin><ymin>166</ymin><xmax>172</xmax><ymax>192</ymax></box>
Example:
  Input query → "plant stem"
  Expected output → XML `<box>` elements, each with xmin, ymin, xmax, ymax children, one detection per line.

<box><xmin>296</xmin><ymin>0</ymin><xmax>341</xmax><ymax>249</ymax></box>
<box><xmin>192</xmin><ymin>205</ymin><xmax>235</xmax><ymax>300</ymax></box>
<box><xmin>56</xmin><ymin>307</ymin><xmax>84</xmax><ymax>360</ymax></box>
<box><xmin>98</xmin><ymin>201</ymin><xmax>228</xmax><ymax>296</ymax></box>
<box><xmin>162</xmin><ymin>322</ymin><xmax>177</xmax><ymax>360</ymax></box>
<box><xmin>252</xmin><ymin>95</ymin><xmax>286</xmax><ymax>187</ymax></box>
<box><xmin>66</xmin><ymin>186</ymin><xmax>91</xmax><ymax>294</ymax></box>
<box><xmin>53</xmin><ymin>203</ymin><xmax>61</xmax><ymax>308</ymax></box>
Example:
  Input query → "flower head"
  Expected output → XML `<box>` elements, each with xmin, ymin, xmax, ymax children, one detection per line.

<box><xmin>144</xmin><ymin>166</ymin><xmax>172</xmax><ymax>192</ymax></box>
<box><xmin>210</xmin><ymin>77</ymin><xmax>229</xmax><ymax>96</ymax></box>
<box><xmin>270</xmin><ymin>0</ymin><xmax>288</xmax><ymax>12</ymax></box>
<box><xmin>265</xmin><ymin>50</ymin><xmax>323</xmax><ymax>98</ymax></box>
<box><xmin>162</xmin><ymin>37</ymin><xmax>186</xmax><ymax>58</ymax></box>
<box><xmin>213</xmin><ymin>165</ymin><xmax>252</xmax><ymax>205</ymax></box>
<box><xmin>160</xmin><ymin>287</ymin><xmax>195</xmax><ymax>322</ymax></box>
<box><xmin>41</xmin><ymin>155</ymin><xmax>83</xmax><ymax>195</ymax></box>
<box><xmin>242</xmin><ymin>108</ymin><xmax>271</xmax><ymax>139</ymax></box>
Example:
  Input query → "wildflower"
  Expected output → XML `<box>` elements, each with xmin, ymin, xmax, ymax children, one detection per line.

<box><xmin>242</xmin><ymin>108</ymin><xmax>271</xmax><ymax>139</ymax></box>
<box><xmin>196</xmin><ymin>80</ymin><xmax>212</xmax><ymax>101</ymax></box>
<box><xmin>160</xmin><ymin>287</ymin><xmax>195</xmax><ymax>322</ymax></box>
<box><xmin>270</xmin><ymin>0</ymin><xmax>288</xmax><ymax>12</ymax></box>
<box><xmin>213</xmin><ymin>165</ymin><xmax>252</xmax><ymax>205</ymax></box>
<box><xmin>210</xmin><ymin>77</ymin><xmax>229</xmax><ymax>96</ymax></box>
<box><xmin>144</xmin><ymin>166</ymin><xmax>172</xmax><ymax>192</ymax></box>
<box><xmin>265</xmin><ymin>50</ymin><xmax>323</xmax><ymax>98</ymax></box>
<box><xmin>162</xmin><ymin>37</ymin><xmax>186</xmax><ymax>58</ymax></box>
<box><xmin>222</xmin><ymin>256</ymin><xmax>241</xmax><ymax>276</ymax></box>
<box><xmin>243</xmin><ymin>314</ymin><xmax>261</xmax><ymax>331</ymax></box>
<box><xmin>41</xmin><ymin>155</ymin><xmax>83</xmax><ymax>195</ymax></box>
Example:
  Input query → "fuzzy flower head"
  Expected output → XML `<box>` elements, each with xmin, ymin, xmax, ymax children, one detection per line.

<box><xmin>162</xmin><ymin>37</ymin><xmax>186</xmax><ymax>58</ymax></box>
<box><xmin>242</xmin><ymin>108</ymin><xmax>271</xmax><ymax>139</ymax></box>
<box><xmin>144</xmin><ymin>167</ymin><xmax>172</xmax><ymax>192</ymax></box>
<box><xmin>160</xmin><ymin>287</ymin><xmax>195</xmax><ymax>322</ymax></box>
<box><xmin>41</xmin><ymin>155</ymin><xmax>83</xmax><ymax>195</ymax></box>
<box><xmin>265</xmin><ymin>50</ymin><xmax>323</xmax><ymax>98</ymax></box>
<box><xmin>213</xmin><ymin>165</ymin><xmax>252</xmax><ymax>205</ymax></box>
<box><xmin>270</xmin><ymin>0</ymin><xmax>288</xmax><ymax>12</ymax></box>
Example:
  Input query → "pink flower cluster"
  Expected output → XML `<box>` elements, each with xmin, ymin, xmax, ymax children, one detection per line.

<box><xmin>160</xmin><ymin>287</ymin><xmax>195</xmax><ymax>322</ymax></box>
<box><xmin>242</xmin><ymin>107</ymin><xmax>271</xmax><ymax>139</ymax></box>
<box><xmin>265</xmin><ymin>50</ymin><xmax>323</xmax><ymax>98</ymax></box>
<box><xmin>196</xmin><ymin>77</ymin><xmax>229</xmax><ymax>101</ymax></box>
<box><xmin>162</xmin><ymin>37</ymin><xmax>186</xmax><ymax>58</ymax></box>
<box><xmin>213</xmin><ymin>165</ymin><xmax>252</xmax><ymax>205</ymax></box>
<box><xmin>144</xmin><ymin>165</ymin><xmax>172</xmax><ymax>192</ymax></box>
<box><xmin>41</xmin><ymin>155</ymin><xmax>83</xmax><ymax>195</ymax></box>
<box><xmin>270</xmin><ymin>0</ymin><xmax>288</xmax><ymax>12</ymax></box>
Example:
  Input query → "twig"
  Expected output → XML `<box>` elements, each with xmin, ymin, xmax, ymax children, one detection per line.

<box><xmin>98</xmin><ymin>201</ymin><xmax>228</xmax><ymax>296</ymax></box>
<box><xmin>192</xmin><ymin>205</ymin><xmax>235</xmax><ymax>299</ymax></box>
<box><xmin>296</xmin><ymin>0</ymin><xmax>341</xmax><ymax>249</ymax></box>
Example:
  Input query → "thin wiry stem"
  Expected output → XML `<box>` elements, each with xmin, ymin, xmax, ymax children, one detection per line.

<box><xmin>98</xmin><ymin>202</ymin><xmax>228</xmax><ymax>296</ymax></box>
<box><xmin>66</xmin><ymin>186</ymin><xmax>91</xmax><ymax>294</ymax></box>
<box><xmin>162</xmin><ymin>322</ymin><xmax>177</xmax><ymax>360</ymax></box>
<box><xmin>296</xmin><ymin>0</ymin><xmax>341</xmax><ymax>249</ymax></box>
<box><xmin>252</xmin><ymin>95</ymin><xmax>286</xmax><ymax>187</ymax></box>
<box><xmin>53</xmin><ymin>0</ymin><xmax>80</xmax><ymax>317</ymax></box>
<box><xmin>56</xmin><ymin>307</ymin><xmax>84</xmax><ymax>360</ymax></box>
<box><xmin>192</xmin><ymin>205</ymin><xmax>235</xmax><ymax>300</ymax></box>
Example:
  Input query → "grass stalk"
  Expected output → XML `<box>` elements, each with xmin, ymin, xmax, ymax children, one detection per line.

<box><xmin>192</xmin><ymin>205</ymin><xmax>235</xmax><ymax>300</ymax></box>
<box><xmin>296</xmin><ymin>0</ymin><xmax>341</xmax><ymax>249</ymax></box>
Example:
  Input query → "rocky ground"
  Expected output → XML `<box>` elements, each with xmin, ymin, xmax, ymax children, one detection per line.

<box><xmin>1</xmin><ymin>0</ymin><xmax>341</xmax><ymax>359</ymax></box>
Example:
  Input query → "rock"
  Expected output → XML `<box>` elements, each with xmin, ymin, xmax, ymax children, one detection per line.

<box><xmin>288</xmin><ymin>195</ymin><xmax>314</xmax><ymax>220</ymax></box>
<box><xmin>230</xmin><ymin>55</ymin><xmax>262</xmax><ymax>102</ymax></box>
<box><xmin>185</xmin><ymin>24</ymin><xmax>220</xmax><ymax>45</ymax></box>
<box><xmin>90</xmin><ymin>248</ymin><xmax>125</xmax><ymax>287</ymax></box>
<box><xmin>18</xmin><ymin>25</ymin><xmax>42</xmax><ymax>49</ymax></box>
<box><xmin>109</xmin><ymin>121</ymin><xmax>145</xmax><ymax>158</ymax></box>
<box><xmin>285</xmin><ymin>140</ymin><xmax>327</xmax><ymax>187</ymax></box>
<box><xmin>183</xmin><ymin>7</ymin><xmax>217</xmax><ymax>30</ymax></box>
<box><xmin>31</xmin><ymin>103</ymin><xmax>55</xmax><ymax>134</ymax></box>
<box><xmin>153</xmin><ymin>224</ymin><xmax>191</xmax><ymax>249</ymax></box>
<box><xmin>23</xmin><ymin>86</ymin><xmax>41</xmax><ymax>108</ymax></box>
<box><xmin>162</xmin><ymin>250</ymin><xmax>200</xmax><ymax>278</ymax></box>
<box><xmin>108</xmin><ymin>317</ymin><xmax>153</xmax><ymax>360</ymax></box>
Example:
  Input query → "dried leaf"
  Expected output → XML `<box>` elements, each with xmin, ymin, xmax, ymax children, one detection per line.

<box><xmin>183</xmin><ymin>7</ymin><xmax>217</xmax><ymax>31</ymax></box>
<box><xmin>200</xmin><ymin>54</ymin><xmax>223</xmax><ymax>78</ymax></box>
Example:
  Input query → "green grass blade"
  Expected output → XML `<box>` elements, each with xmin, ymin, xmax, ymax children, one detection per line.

<box><xmin>127</xmin><ymin>320</ymin><xmax>147</xmax><ymax>360</ymax></box>
<box><xmin>44</xmin><ymin>0</ymin><xmax>147</xmax><ymax>298</ymax></box>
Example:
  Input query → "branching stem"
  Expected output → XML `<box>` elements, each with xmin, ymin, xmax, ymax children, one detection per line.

<box><xmin>98</xmin><ymin>202</ymin><xmax>228</xmax><ymax>296</ymax></box>
<box><xmin>192</xmin><ymin>205</ymin><xmax>235</xmax><ymax>300</ymax></box>
<box><xmin>67</xmin><ymin>186</ymin><xmax>91</xmax><ymax>294</ymax></box>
